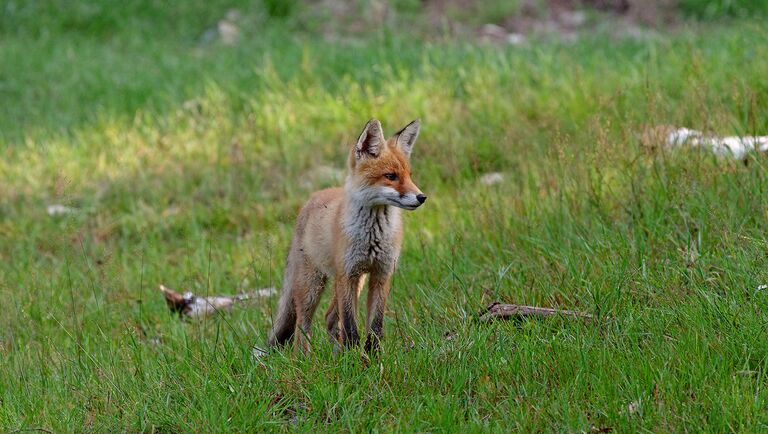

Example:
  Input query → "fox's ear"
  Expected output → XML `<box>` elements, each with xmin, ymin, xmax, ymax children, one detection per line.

<box><xmin>393</xmin><ymin>119</ymin><xmax>420</xmax><ymax>158</ymax></box>
<box><xmin>355</xmin><ymin>119</ymin><xmax>385</xmax><ymax>159</ymax></box>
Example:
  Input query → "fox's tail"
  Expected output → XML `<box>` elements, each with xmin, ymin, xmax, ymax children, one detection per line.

<box><xmin>267</xmin><ymin>255</ymin><xmax>297</xmax><ymax>347</ymax></box>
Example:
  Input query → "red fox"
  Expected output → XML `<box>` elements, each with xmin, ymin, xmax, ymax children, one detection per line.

<box><xmin>267</xmin><ymin>119</ymin><xmax>426</xmax><ymax>354</ymax></box>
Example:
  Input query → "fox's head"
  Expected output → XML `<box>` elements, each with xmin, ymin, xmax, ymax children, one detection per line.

<box><xmin>346</xmin><ymin>119</ymin><xmax>426</xmax><ymax>210</ymax></box>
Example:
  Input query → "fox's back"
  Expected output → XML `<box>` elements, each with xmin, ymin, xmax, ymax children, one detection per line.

<box><xmin>298</xmin><ymin>188</ymin><xmax>345</xmax><ymax>276</ymax></box>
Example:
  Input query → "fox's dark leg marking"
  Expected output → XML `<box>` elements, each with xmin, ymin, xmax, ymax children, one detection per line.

<box><xmin>326</xmin><ymin>294</ymin><xmax>340</xmax><ymax>348</ymax></box>
<box><xmin>336</xmin><ymin>274</ymin><xmax>362</xmax><ymax>348</ymax></box>
<box><xmin>365</xmin><ymin>270</ymin><xmax>391</xmax><ymax>354</ymax></box>
<box><xmin>269</xmin><ymin>318</ymin><xmax>295</xmax><ymax>347</ymax></box>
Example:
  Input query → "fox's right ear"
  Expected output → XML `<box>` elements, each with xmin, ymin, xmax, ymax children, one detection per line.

<box><xmin>354</xmin><ymin>119</ymin><xmax>385</xmax><ymax>160</ymax></box>
<box><xmin>393</xmin><ymin>119</ymin><xmax>420</xmax><ymax>158</ymax></box>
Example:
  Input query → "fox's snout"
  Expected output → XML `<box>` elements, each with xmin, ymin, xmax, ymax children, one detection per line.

<box><xmin>395</xmin><ymin>179</ymin><xmax>426</xmax><ymax>210</ymax></box>
<box><xmin>394</xmin><ymin>190</ymin><xmax>425</xmax><ymax>210</ymax></box>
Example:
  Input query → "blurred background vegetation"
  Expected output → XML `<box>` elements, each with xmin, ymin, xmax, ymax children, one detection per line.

<box><xmin>2</xmin><ymin>0</ymin><xmax>767</xmax><ymax>142</ymax></box>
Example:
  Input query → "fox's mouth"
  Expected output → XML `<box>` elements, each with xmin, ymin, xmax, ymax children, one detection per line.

<box><xmin>387</xmin><ymin>198</ymin><xmax>421</xmax><ymax>210</ymax></box>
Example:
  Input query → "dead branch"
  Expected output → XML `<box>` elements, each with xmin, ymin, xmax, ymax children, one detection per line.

<box><xmin>478</xmin><ymin>302</ymin><xmax>593</xmax><ymax>322</ymax></box>
<box><xmin>158</xmin><ymin>284</ymin><xmax>278</xmax><ymax>320</ymax></box>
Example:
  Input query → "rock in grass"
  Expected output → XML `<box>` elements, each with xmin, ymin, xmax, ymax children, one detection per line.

<box><xmin>47</xmin><ymin>204</ymin><xmax>77</xmax><ymax>216</ymax></box>
<box><xmin>198</xmin><ymin>9</ymin><xmax>241</xmax><ymax>46</ymax></box>
<box><xmin>478</xmin><ymin>172</ymin><xmax>504</xmax><ymax>186</ymax></box>
<box><xmin>217</xmin><ymin>20</ymin><xmax>240</xmax><ymax>45</ymax></box>
<box><xmin>251</xmin><ymin>345</ymin><xmax>268</xmax><ymax>359</ymax></box>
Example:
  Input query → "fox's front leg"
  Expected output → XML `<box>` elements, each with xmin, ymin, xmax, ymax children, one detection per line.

<box><xmin>335</xmin><ymin>274</ymin><xmax>363</xmax><ymax>348</ymax></box>
<box><xmin>325</xmin><ymin>292</ymin><xmax>340</xmax><ymax>350</ymax></box>
<box><xmin>365</xmin><ymin>270</ymin><xmax>391</xmax><ymax>354</ymax></box>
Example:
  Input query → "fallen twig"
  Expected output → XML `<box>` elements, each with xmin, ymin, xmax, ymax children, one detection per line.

<box><xmin>478</xmin><ymin>302</ymin><xmax>593</xmax><ymax>322</ymax></box>
<box><xmin>643</xmin><ymin>125</ymin><xmax>768</xmax><ymax>160</ymax></box>
<box><xmin>159</xmin><ymin>284</ymin><xmax>277</xmax><ymax>320</ymax></box>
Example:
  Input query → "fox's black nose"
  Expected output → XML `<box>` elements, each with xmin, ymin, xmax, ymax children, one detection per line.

<box><xmin>416</xmin><ymin>194</ymin><xmax>427</xmax><ymax>204</ymax></box>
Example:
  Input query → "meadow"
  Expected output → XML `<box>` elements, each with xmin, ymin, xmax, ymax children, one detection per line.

<box><xmin>2</xmin><ymin>1</ymin><xmax>768</xmax><ymax>431</ymax></box>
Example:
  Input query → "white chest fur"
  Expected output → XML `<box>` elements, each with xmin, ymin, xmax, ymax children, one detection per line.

<box><xmin>342</xmin><ymin>204</ymin><xmax>402</xmax><ymax>275</ymax></box>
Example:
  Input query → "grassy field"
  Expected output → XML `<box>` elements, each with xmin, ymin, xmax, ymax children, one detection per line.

<box><xmin>2</xmin><ymin>1</ymin><xmax>768</xmax><ymax>431</ymax></box>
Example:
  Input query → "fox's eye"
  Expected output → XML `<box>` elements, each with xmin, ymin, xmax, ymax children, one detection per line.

<box><xmin>383</xmin><ymin>173</ymin><xmax>398</xmax><ymax>181</ymax></box>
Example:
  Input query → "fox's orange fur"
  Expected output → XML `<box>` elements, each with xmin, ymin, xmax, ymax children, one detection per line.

<box><xmin>268</xmin><ymin>119</ymin><xmax>426</xmax><ymax>353</ymax></box>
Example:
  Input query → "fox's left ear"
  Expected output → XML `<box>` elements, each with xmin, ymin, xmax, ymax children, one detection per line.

<box><xmin>393</xmin><ymin>119</ymin><xmax>420</xmax><ymax>158</ymax></box>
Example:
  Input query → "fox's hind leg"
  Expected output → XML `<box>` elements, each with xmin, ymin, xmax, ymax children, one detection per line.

<box><xmin>293</xmin><ymin>260</ymin><xmax>327</xmax><ymax>354</ymax></box>
<box><xmin>268</xmin><ymin>247</ymin><xmax>300</xmax><ymax>347</ymax></box>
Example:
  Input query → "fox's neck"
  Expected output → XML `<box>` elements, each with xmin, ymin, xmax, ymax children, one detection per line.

<box><xmin>342</xmin><ymin>194</ymin><xmax>401</xmax><ymax>244</ymax></box>
<box><xmin>341</xmin><ymin>187</ymin><xmax>403</xmax><ymax>274</ymax></box>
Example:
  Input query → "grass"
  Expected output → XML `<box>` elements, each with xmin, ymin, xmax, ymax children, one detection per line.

<box><xmin>2</xmin><ymin>1</ymin><xmax>768</xmax><ymax>431</ymax></box>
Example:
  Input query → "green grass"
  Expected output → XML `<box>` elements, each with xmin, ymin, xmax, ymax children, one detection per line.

<box><xmin>2</xmin><ymin>2</ymin><xmax>768</xmax><ymax>431</ymax></box>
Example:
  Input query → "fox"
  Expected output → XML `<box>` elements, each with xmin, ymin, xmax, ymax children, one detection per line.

<box><xmin>267</xmin><ymin>118</ymin><xmax>426</xmax><ymax>354</ymax></box>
